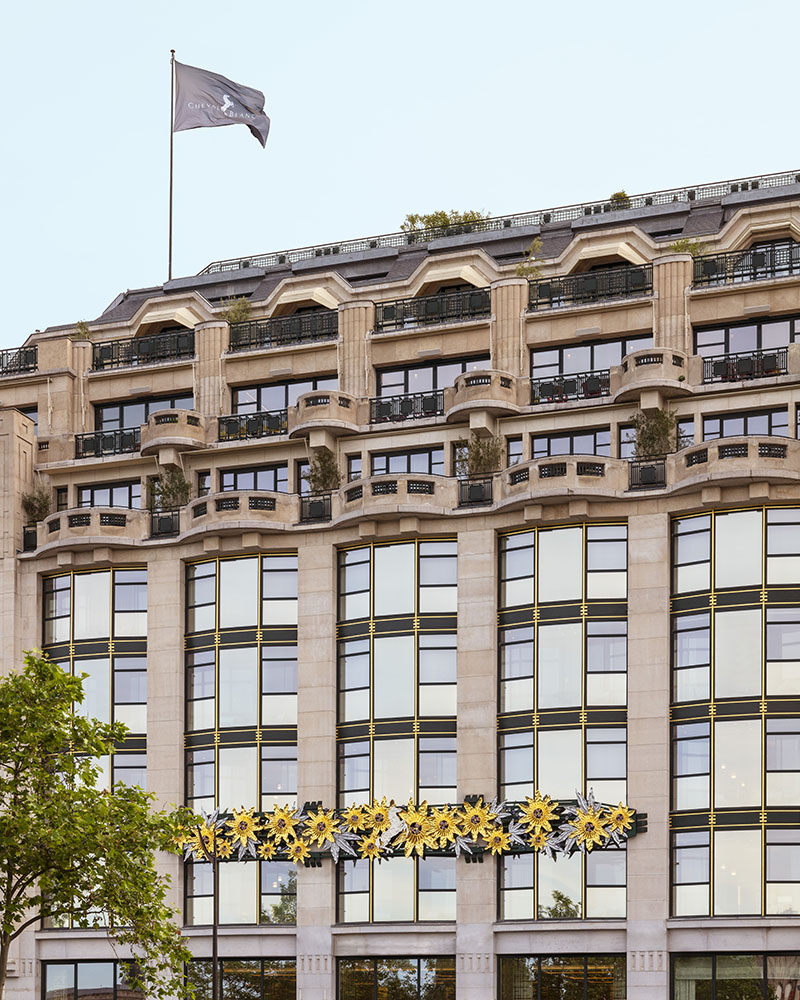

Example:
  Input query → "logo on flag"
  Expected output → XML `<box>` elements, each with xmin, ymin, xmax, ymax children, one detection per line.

<box><xmin>173</xmin><ymin>61</ymin><xmax>270</xmax><ymax>147</ymax></box>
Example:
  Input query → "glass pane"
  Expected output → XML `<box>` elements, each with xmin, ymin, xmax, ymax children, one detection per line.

<box><xmin>75</xmin><ymin>658</ymin><xmax>110</xmax><ymax>723</ymax></box>
<box><xmin>218</xmin><ymin>647</ymin><xmax>258</xmax><ymax>727</ymax></box>
<box><xmin>715</xmin><ymin>510</ymin><xmax>762</xmax><ymax>588</ymax></box>
<box><xmin>538</xmin><ymin>623</ymin><xmax>582</xmax><ymax>708</ymax></box>
<box><xmin>372</xmin><ymin>858</ymin><xmax>414</xmax><ymax>921</ymax></box>
<box><xmin>540</xmin><ymin>957</ymin><xmax>584</xmax><ymax>1000</ymax></box>
<box><xmin>77</xmin><ymin>964</ymin><xmax>114</xmax><ymax>1000</ymax></box>
<box><xmin>45</xmin><ymin>965</ymin><xmax>74</xmax><ymax>1000</ymax></box>
<box><xmin>715</xmin><ymin>608</ymin><xmax>762</xmax><ymax>698</ymax></box>
<box><xmin>373</xmin><ymin>635</ymin><xmax>414</xmax><ymax>718</ymax></box>
<box><xmin>219</xmin><ymin>862</ymin><xmax>257</xmax><ymax>924</ymax></box>
<box><xmin>714</xmin><ymin>828</ymin><xmax>761</xmax><ymax>914</ymax></box>
<box><xmin>219</xmin><ymin>558</ymin><xmax>258</xmax><ymax>628</ymax></box>
<box><xmin>373</xmin><ymin>738</ymin><xmax>414</xmax><ymax>804</ymax></box>
<box><xmin>74</xmin><ymin>573</ymin><xmax>111</xmax><ymax>639</ymax></box>
<box><xmin>538</xmin><ymin>528</ymin><xmax>582</xmax><ymax>602</ymax></box>
<box><xmin>714</xmin><ymin>719</ymin><xmax>762</xmax><ymax>808</ymax></box>
<box><xmin>538</xmin><ymin>852</ymin><xmax>581</xmax><ymax>918</ymax></box>
<box><xmin>538</xmin><ymin>728</ymin><xmax>581</xmax><ymax>798</ymax></box>
<box><xmin>373</xmin><ymin>544</ymin><xmax>414</xmax><ymax>616</ymax></box>
<box><xmin>218</xmin><ymin>746</ymin><xmax>257</xmax><ymax>811</ymax></box>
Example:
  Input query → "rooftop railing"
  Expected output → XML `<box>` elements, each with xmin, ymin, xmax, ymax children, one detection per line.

<box><xmin>92</xmin><ymin>330</ymin><xmax>194</xmax><ymax>371</ymax></box>
<box><xmin>218</xmin><ymin>409</ymin><xmax>288</xmax><ymax>442</ymax></box>
<box><xmin>702</xmin><ymin>348</ymin><xmax>788</xmax><ymax>384</ymax></box>
<box><xmin>228</xmin><ymin>311</ymin><xmax>338</xmax><ymax>352</ymax></box>
<box><xmin>530</xmin><ymin>370</ymin><xmax>610</xmax><ymax>404</ymax></box>
<box><xmin>199</xmin><ymin>170</ymin><xmax>800</xmax><ymax>274</ymax></box>
<box><xmin>0</xmin><ymin>345</ymin><xmax>37</xmax><ymax>376</ymax></box>
<box><xmin>369</xmin><ymin>390</ymin><xmax>444</xmax><ymax>424</ymax></box>
<box><xmin>692</xmin><ymin>240</ymin><xmax>800</xmax><ymax>288</ymax></box>
<box><xmin>75</xmin><ymin>427</ymin><xmax>141</xmax><ymax>459</ymax></box>
<box><xmin>529</xmin><ymin>264</ymin><xmax>653</xmax><ymax>310</ymax></box>
<box><xmin>374</xmin><ymin>287</ymin><xmax>491</xmax><ymax>332</ymax></box>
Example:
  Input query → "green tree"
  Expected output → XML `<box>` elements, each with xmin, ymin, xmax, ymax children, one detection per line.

<box><xmin>400</xmin><ymin>209</ymin><xmax>490</xmax><ymax>238</ymax></box>
<box><xmin>629</xmin><ymin>407</ymin><xmax>682</xmax><ymax>458</ymax></box>
<box><xmin>0</xmin><ymin>653</ymin><xmax>194</xmax><ymax>1000</ymax></box>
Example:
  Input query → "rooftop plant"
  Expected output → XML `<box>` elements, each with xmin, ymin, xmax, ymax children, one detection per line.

<box><xmin>400</xmin><ymin>209</ymin><xmax>490</xmax><ymax>238</ymax></box>
<box><xmin>222</xmin><ymin>297</ymin><xmax>252</xmax><ymax>324</ymax></box>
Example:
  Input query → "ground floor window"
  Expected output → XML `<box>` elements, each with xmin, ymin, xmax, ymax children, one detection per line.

<box><xmin>498</xmin><ymin>955</ymin><xmax>626</xmax><ymax>1000</ymax></box>
<box><xmin>43</xmin><ymin>962</ymin><xmax>142</xmax><ymax>1000</ymax></box>
<box><xmin>338</xmin><ymin>957</ymin><xmax>455</xmax><ymax>999</ymax></box>
<box><xmin>185</xmin><ymin>958</ymin><xmax>295</xmax><ymax>1000</ymax></box>
<box><xmin>672</xmin><ymin>953</ymin><xmax>800</xmax><ymax>999</ymax></box>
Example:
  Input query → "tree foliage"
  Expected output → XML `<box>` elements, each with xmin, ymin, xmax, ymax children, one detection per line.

<box><xmin>668</xmin><ymin>237</ymin><xmax>705</xmax><ymax>257</ymax></box>
<box><xmin>454</xmin><ymin>434</ymin><xmax>503</xmax><ymax>478</ymax></box>
<box><xmin>400</xmin><ymin>209</ymin><xmax>490</xmax><ymax>237</ymax></box>
<box><xmin>151</xmin><ymin>467</ymin><xmax>191</xmax><ymax>510</ymax></box>
<box><xmin>303</xmin><ymin>447</ymin><xmax>341</xmax><ymax>492</ymax></box>
<box><xmin>629</xmin><ymin>408</ymin><xmax>681</xmax><ymax>458</ymax></box>
<box><xmin>20</xmin><ymin>484</ymin><xmax>51</xmax><ymax>524</ymax></box>
<box><xmin>222</xmin><ymin>297</ymin><xmax>251</xmax><ymax>324</ymax></box>
<box><xmin>515</xmin><ymin>236</ymin><xmax>544</xmax><ymax>279</ymax></box>
<box><xmin>0</xmin><ymin>653</ymin><xmax>194</xmax><ymax>1000</ymax></box>
<box><xmin>609</xmin><ymin>190</ymin><xmax>631</xmax><ymax>210</ymax></box>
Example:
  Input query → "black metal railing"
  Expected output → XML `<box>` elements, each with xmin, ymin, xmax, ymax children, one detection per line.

<box><xmin>370</xmin><ymin>390</ymin><xmax>444</xmax><ymax>424</ymax></box>
<box><xmin>701</xmin><ymin>348</ymin><xmax>788</xmax><ymax>383</ymax></box>
<box><xmin>229</xmin><ymin>312</ymin><xmax>338</xmax><ymax>352</ymax></box>
<box><xmin>0</xmin><ymin>345</ymin><xmax>38</xmax><ymax>375</ymax></box>
<box><xmin>457</xmin><ymin>477</ymin><xmax>493</xmax><ymax>508</ymax></box>
<box><xmin>300</xmin><ymin>493</ymin><xmax>332</xmax><ymax>523</ymax></box>
<box><xmin>693</xmin><ymin>241</ymin><xmax>800</xmax><ymax>287</ymax></box>
<box><xmin>22</xmin><ymin>526</ymin><xmax>37</xmax><ymax>551</ymax></box>
<box><xmin>629</xmin><ymin>458</ymin><xmax>667</xmax><ymax>490</ymax></box>
<box><xmin>150</xmin><ymin>510</ymin><xmax>180</xmax><ymax>537</ymax></box>
<box><xmin>218</xmin><ymin>409</ymin><xmax>288</xmax><ymax>441</ymax></box>
<box><xmin>92</xmin><ymin>330</ymin><xmax>195</xmax><ymax>370</ymax></box>
<box><xmin>530</xmin><ymin>370</ymin><xmax>610</xmax><ymax>404</ymax></box>
<box><xmin>375</xmin><ymin>287</ymin><xmax>491</xmax><ymax>332</ymax></box>
<box><xmin>75</xmin><ymin>427</ymin><xmax>141</xmax><ymax>458</ymax></box>
<box><xmin>529</xmin><ymin>264</ymin><xmax>652</xmax><ymax>309</ymax></box>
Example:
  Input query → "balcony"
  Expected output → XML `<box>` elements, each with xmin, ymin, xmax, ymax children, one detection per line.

<box><xmin>218</xmin><ymin>409</ymin><xmax>287</xmax><ymax>442</ymax></box>
<box><xmin>288</xmin><ymin>391</ymin><xmax>360</xmax><ymax>438</ymax></box>
<box><xmin>457</xmin><ymin>477</ymin><xmax>493</xmax><ymax>508</ymax></box>
<box><xmin>229</xmin><ymin>311</ymin><xmax>338</xmax><ymax>352</ymax></box>
<box><xmin>188</xmin><ymin>491</ymin><xmax>295</xmax><ymax>530</ymax></box>
<box><xmin>0</xmin><ymin>345</ymin><xmax>37</xmax><ymax>376</ymax></box>
<box><xmin>150</xmin><ymin>509</ymin><xmax>181</xmax><ymax>538</ymax></box>
<box><xmin>692</xmin><ymin>241</ymin><xmax>800</xmax><ymax>288</ymax></box>
<box><xmin>140</xmin><ymin>410</ymin><xmax>206</xmax><ymax>456</ymax></box>
<box><xmin>701</xmin><ymin>348</ymin><xmax>788</xmax><ymax>384</ymax></box>
<box><xmin>674</xmin><ymin>436</ymin><xmax>799</xmax><ymax>490</ymax></box>
<box><xmin>530</xmin><ymin>370</ymin><xmax>610</xmax><ymax>405</ymax></box>
<box><xmin>503</xmin><ymin>457</ymin><xmax>627</xmax><ymax>499</ymax></box>
<box><xmin>528</xmin><ymin>264</ymin><xmax>652</xmax><ymax>310</ymax></box>
<box><xmin>92</xmin><ymin>329</ymin><xmax>194</xmax><ymax>370</ymax></box>
<box><xmin>300</xmin><ymin>493</ymin><xmax>332</xmax><ymax>523</ymax></box>
<box><xmin>75</xmin><ymin>427</ymin><xmax>141</xmax><ymax>459</ymax></box>
<box><xmin>374</xmin><ymin>287</ymin><xmax>490</xmax><ymax>332</ymax></box>
<box><xmin>37</xmin><ymin>507</ymin><xmax>148</xmax><ymax>549</ymax></box>
<box><xmin>616</xmin><ymin>349</ymin><xmax>691</xmax><ymax>402</ymax></box>
<box><xmin>628</xmin><ymin>458</ymin><xmax>667</xmax><ymax>491</ymax></box>
<box><xmin>370</xmin><ymin>391</ymin><xmax>444</xmax><ymax>424</ymax></box>
<box><xmin>448</xmin><ymin>370</ymin><xmax>521</xmax><ymax>420</ymax></box>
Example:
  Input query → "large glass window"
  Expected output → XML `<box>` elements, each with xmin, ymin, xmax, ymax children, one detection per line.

<box><xmin>370</xmin><ymin>446</ymin><xmax>444</xmax><ymax>477</ymax></box>
<box><xmin>532</xmin><ymin>334</ymin><xmax>652</xmax><ymax>377</ymax></box>
<box><xmin>378</xmin><ymin>355</ymin><xmax>489</xmax><ymax>396</ymax></box>
<box><xmin>532</xmin><ymin>427</ymin><xmax>611</xmax><ymax>459</ymax></box>
<box><xmin>498</xmin><ymin>525</ymin><xmax>627</xmax><ymax>921</ymax></box>
<box><xmin>703</xmin><ymin>407</ymin><xmax>788</xmax><ymax>440</ymax></box>
<box><xmin>95</xmin><ymin>393</ymin><xmax>193</xmax><ymax>430</ymax></box>
<box><xmin>77</xmin><ymin>480</ymin><xmax>141</xmax><ymax>509</ymax></box>
<box><xmin>232</xmin><ymin>375</ymin><xmax>338</xmax><ymax>413</ymax></box>
<box><xmin>44</xmin><ymin>962</ymin><xmax>145</xmax><ymax>1000</ymax></box>
<box><xmin>338</xmin><ymin>957</ymin><xmax>455</xmax><ymax>1000</ymax></box>
<box><xmin>694</xmin><ymin>315</ymin><xmax>799</xmax><ymax>356</ymax></box>
<box><xmin>185</xmin><ymin>959</ymin><xmax>295</xmax><ymax>1000</ymax></box>
<box><xmin>673</xmin><ymin>954</ymin><xmax>800</xmax><ymax>1000</ymax></box>
<box><xmin>498</xmin><ymin>955</ymin><xmax>626</xmax><ymax>1000</ymax></box>
<box><xmin>671</xmin><ymin>506</ymin><xmax>800</xmax><ymax>916</ymax></box>
<box><xmin>219</xmin><ymin>463</ymin><xmax>288</xmax><ymax>493</ymax></box>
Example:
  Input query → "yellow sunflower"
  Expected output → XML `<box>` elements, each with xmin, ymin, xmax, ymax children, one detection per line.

<box><xmin>216</xmin><ymin>837</ymin><xmax>234</xmax><ymax>859</ymax></box>
<box><xmin>569</xmin><ymin>806</ymin><xmax>608</xmax><ymax>851</ymax></box>
<box><xmin>303</xmin><ymin>807</ymin><xmax>339</xmax><ymax>847</ymax></box>
<box><xmin>364</xmin><ymin>797</ymin><xmax>393</xmax><ymax>834</ymax></box>
<box><xmin>429</xmin><ymin>805</ymin><xmax>460</xmax><ymax>848</ymax></box>
<box><xmin>528</xmin><ymin>830</ymin><xmax>550</xmax><ymax>851</ymax></box>
<box><xmin>357</xmin><ymin>834</ymin><xmax>383</xmax><ymax>860</ymax></box>
<box><xmin>395</xmin><ymin>800</ymin><xmax>436</xmax><ymax>858</ymax></box>
<box><xmin>340</xmin><ymin>804</ymin><xmax>366</xmax><ymax>833</ymax></box>
<box><xmin>187</xmin><ymin>823</ymin><xmax>218</xmax><ymax>859</ymax></box>
<box><xmin>226</xmin><ymin>807</ymin><xmax>260</xmax><ymax>850</ymax></box>
<box><xmin>605</xmin><ymin>803</ymin><xmax>635</xmax><ymax>835</ymax></box>
<box><xmin>287</xmin><ymin>839</ymin><xmax>311</xmax><ymax>866</ymax></box>
<box><xmin>257</xmin><ymin>840</ymin><xmax>277</xmax><ymax>861</ymax></box>
<box><xmin>520</xmin><ymin>792</ymin><xmax>559</xmax><ymax>835</ymax></box>
<box><xmin>267</xmin><ymin>805</ymin><xmax>300</xmax><ymax>845</ymax></box>
<box><xmin>485</xmin><ymin>825</ymin><xmax>512</xmax><ymax>856</ymax></box>
<box><xmin>458</xmin><ymin>798</ymin><xmax>497</xmax><ymax>842</ymax></box>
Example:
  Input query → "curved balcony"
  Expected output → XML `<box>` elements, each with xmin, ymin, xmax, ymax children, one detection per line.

<box><xmin>186</xmin><ymin>491</ymin><xmax>296</xmax><ymax>532</ymax></box>
<box><xmin>288</xmin><ymin>391</ymin><xmax>361</xmax><ymax>438</ymax></box>
<box><xmin>447</xmin><ymin>371</ymin><xmax>522</xmax><ymax>422</ymax></box>
<box><xmin>35</xmin><ymin>507</ymin><xmax>149</xmax><ymax>551</ymax></box>
<box><xmin>614</xmin><ymin>349</ymin><xmax>692</xmax><ymax>403</ymax></box>
<box><xmin>500</xmin><ymin>456</ymin><xmax>627</xmax><ymax>502</ymax></box>
<box><xmin>338</xmin><ymin>474</ymin><xmax>455</xmax><ymax>520</ymax></box>
<box><xmin>140</xmin><ymin>410</ymin><xmax>207</xmax><ymax>456</ymax></box>
<box><xmin>670</xmin><ymin>436</ymin><xmax>800</xmax><ymax>492</ymax></box>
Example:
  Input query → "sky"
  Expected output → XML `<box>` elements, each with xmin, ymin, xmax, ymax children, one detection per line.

<box><xmin>1</xmin><ymin>0</ymin><xmax>798</xmax><ymax>346</ymax></box>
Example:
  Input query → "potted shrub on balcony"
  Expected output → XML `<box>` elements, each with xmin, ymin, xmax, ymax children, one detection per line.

<box><xmin>149</xmin><ymin>467</ymin><xmax>190</xmax><ymax>536</ymax></box>
<box><xmin>301</xmin><ymin>447</ymin><xmax>340</xmax><ymax>522</ymax></box>
<box><xmin>21</xmin><ymin>483</ymin><xmax>51</xmax><ymax>524</ymax></box>
<box><xmin>628</xmin><ymin>408</ymin><xmax>681</xmax><ymax>489</ymax></box>
<box><xmin>455</xmin><ymin>434</ymin><xmax>502</xmax><ymax>505</ymax></box>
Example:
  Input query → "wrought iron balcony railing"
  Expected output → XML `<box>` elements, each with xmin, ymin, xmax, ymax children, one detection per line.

<box><xmin>300</xmin><ymin>493</ymin><xmax>332</xmax><ymax>523</ymax></box>
<box><xmin>628</xmin><ymin>458</ymin><xmax>667</xmax><ymax>491</ymax></box>
<box><xmin>229</xmin><ymin>311</ymin><xmax>338</xmax><ymax>352</ymax></box>
<box><xmin>92</xmin><ymin>330</ymin><xmax>195</xmax><ymax>370</ymax></box>
<box><xmin>529</xmin><ymin>264</ymin><xmax>652</xmax><ymax>310</ymax></box>
<box><xmin>75</xmin><ymin>427</ymin><xmax>141</xmax><ymax>458</ymax></box>
<box><xmin>458</xmin><ymin>477</ymin><xmax>494</xmax><ymax>508</ymax></box>
<box><xmin>374</xmin><ymin>287</ymin><xmax>491</xmax><ymax>332</ymax></box>
<box><xmin>0</xmin><ymin>345</ymin><xmax>37</xmax><ymax>375</ymax></box>
<box><xmin>150</xmin><ymin>510</ymin><xmax>180</xmax><ymax>538</ymax></box>
<box><xmin>530</xmin><ymin>370</ymin><xmax>610</xmax><ymax>404</ymax></box>
<box><xmin>218</xmin><ymin>409</ymin><xmax>288</xmax><ymax>442</ymax></box>
<box><xmin>370</xmin><ymin>390</ymin><xmax>444</xmax><ymax>424</ymax></box>
<box><xmin>693</xmin><ymin>241</ymin><xmax>800</xmax><ymax>287</ymax></box>
<box><xmin>702</xmin><ymin>347</ymin><xmax>789</xmax><ymax>383</ymax></box>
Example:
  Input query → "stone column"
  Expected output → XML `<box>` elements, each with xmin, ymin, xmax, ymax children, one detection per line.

<box><xmin>490</xmin><ymin>278</ymin><xmax>528</xmax><ymax>377</ymax></box>
<box><xmin>653</xmin><ymin>254</ymin><xmax>692</xmax><ymax>353</ymax></box>
<box><xmin>625</xmin><ymin>512</ymin><xmax>671</xmax><ymax>998</ymax></box>
<box><xmin>145</xmin><ymin>548</ymin><xmax>186</xmax><ymax>914</ymax></box>
<box><xmin>456</xmin><ymin>525</ymin><xmax>497</xmax><ymax>999</ymax></box>
<box><xmin>338</xmin><ymin>300</ymin><xmax>374</xmax><ymax>400</ymax></box>
<box><xmin>296</xmin><ymin>538</ymin><xmax>337</xmax><ymax>1000</ymax></box>
<box><xmin>194</xmin><ymin>321</ymin><xmax>228</xmax><ymax>417</ymax></box>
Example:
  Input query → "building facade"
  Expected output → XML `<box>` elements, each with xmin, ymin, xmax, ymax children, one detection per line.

<box><xmin>2</xmin><ymin>170</ymin><xmax>800</xmax><ymax>1000</ymax></box>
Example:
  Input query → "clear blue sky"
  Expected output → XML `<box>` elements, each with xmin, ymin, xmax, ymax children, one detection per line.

<box><xmin>1</xmin><ymin>0</ymin><xmax>797</xmax><ymax>346</ymax></box>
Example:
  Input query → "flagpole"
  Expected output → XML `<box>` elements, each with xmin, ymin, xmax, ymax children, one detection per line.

<box><xmin>168</xmin><ymin>49</ymin><xmax>175</xmax><ymax>280</ymax></box>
